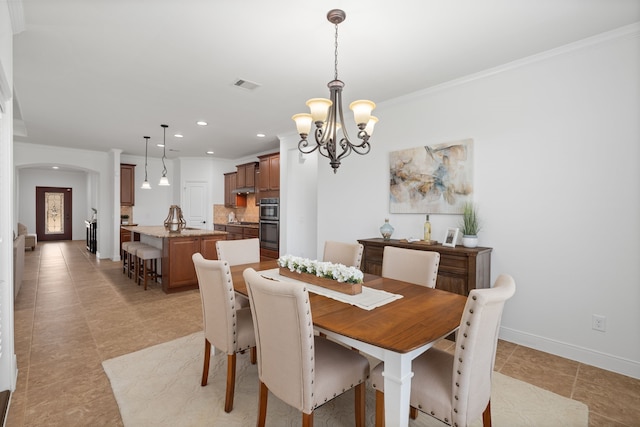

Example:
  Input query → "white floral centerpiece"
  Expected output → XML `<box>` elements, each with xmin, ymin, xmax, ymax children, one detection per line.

<box><xmin>278</xmin><ymin>254</ymin><xmax>364</xmax><ymax>284</ymax></box>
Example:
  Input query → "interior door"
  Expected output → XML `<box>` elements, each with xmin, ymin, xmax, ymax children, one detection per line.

<box><xmin>36</xmin><ymin>187</ymin><xmax>73</xmax><ymax>241</ymax></box>
<box><xmin>184</xmin><ymin>181</ymin><xmax>208</xmax><ymax>229</ymax></box>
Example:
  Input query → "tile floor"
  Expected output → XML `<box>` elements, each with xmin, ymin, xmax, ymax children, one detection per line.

<box><xmin>6</xmin><ymin>241</ymin><xmax>640</xmax><ymax>426</ymax></box>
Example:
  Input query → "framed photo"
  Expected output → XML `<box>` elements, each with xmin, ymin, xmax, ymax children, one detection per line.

<box><xmin>442</xmin><ymin>227</ymin><xmax>459</xmax><ymax>247</ymax></box>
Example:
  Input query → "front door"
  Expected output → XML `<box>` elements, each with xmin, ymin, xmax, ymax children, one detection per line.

<box><xmin>36</xmin><ymin>187</ymin><xmax>72</xmax><ymax>241</ymax></box>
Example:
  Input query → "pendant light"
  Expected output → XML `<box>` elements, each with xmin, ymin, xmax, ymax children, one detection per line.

<box><xmin>141</xmin><ymin>136</ymin><xmax>151</xmax><ymax>189</ymax></box>
<box><xmin>158</xmin><ymin>124</ymin><xmax>170</xmax><ymax>186</ymax></box>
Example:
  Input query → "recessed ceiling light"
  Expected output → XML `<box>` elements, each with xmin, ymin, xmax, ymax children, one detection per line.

<box><xmin>206</xmin><ymin>151</ymin><xmax>214</xmax><ymax>155</ymax></box>
<box><xmin>52</xmin><ymin>166</ymin><xmax>59</xmax><ymax>169</ymax></box>
<box><xmin>256</xmin><ymin>133</ymin><xmax>266</xmax><ymax>138</ymax></box>
<box><xmin>174</xmin><ymin>134</ymin><xmax>183</xmax><ymax>138</ymax></box>
<box><xmin>157</xmin><ymin>143</ymin><xmax>165</xmax><ymax>148</ymax></box>
<box><xmin>196</xmin><ymin>121</ymin><xmax>208</xmax><ymax>126</ymax></box>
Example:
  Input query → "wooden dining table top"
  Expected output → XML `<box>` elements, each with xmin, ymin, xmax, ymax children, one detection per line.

<box><xmin>230</xmin><ymin>260</ymin><xmax>468</xmax><ymax>354</ymax></box>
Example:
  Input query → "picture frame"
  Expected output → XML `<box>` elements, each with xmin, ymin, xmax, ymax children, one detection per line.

<box><xmin>442</xmin><ymin>227</ymin><xmax>459</xmax><ymax>247</ymax></box>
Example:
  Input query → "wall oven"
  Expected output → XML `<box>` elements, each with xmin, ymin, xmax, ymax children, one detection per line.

<box><xmin>259</xmin><ymin>220</ymin><xmax>279</xmax><ymax>251</ymax></box>
<box><xmin>259</xmin><ymin>198</ymin><xmax>279</xmax><ymax>251</ymax></box>
<box><xmin>259</xmin><ymin>197</ymin><xmax>279</xmax><ymax>221</ymax></box>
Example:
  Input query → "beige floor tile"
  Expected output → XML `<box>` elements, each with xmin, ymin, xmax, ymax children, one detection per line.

<box><xmin>8</xmin><ymin>240</ymin><xmax>640</xmax><ymax>427</ymax></box>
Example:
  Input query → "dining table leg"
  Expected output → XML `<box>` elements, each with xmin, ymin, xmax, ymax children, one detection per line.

<box><xmin>382</xmin><ymin>350</ymin><xmax>413</xmax><ymax>427</ymax></box>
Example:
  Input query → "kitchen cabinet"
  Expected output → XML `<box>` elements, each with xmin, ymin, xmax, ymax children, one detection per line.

<box><xmin>224</xmin><ymin>172</ymin><xmax>246</xmax><ymax>208</ymax></box>
<box><xmin>162</xmin><ymin>234</ymin><xmax>224</xmax><ymax>292</ymax></box>
<box><xmin>358</xmin><ymin>238</ymin><xmax>492</xmax><ymax>296</ymax></box>
<box><xmin>257</xmin><ymin>153</ymin><xmax>280</xmax><ymax>191</ymax></box>
<box><xmin>120</xmin><ymin>164</ymin><xmax>136</xmax><ymax>206</ymax></box>
<box><xmin>236</xmin><ymin>161</ymin><xmax>258</xmax><ymax>189</ymax></box>
<box><xmin>214</xmin><ymin>224</ymin><xmax>259</xmax><ymax>241</ymax></box>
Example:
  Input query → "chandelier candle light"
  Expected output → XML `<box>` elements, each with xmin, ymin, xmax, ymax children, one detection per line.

<box><xmin>158</xmin><ymin>124</ymin><xmax>170</xmax><ymax>186</ymax></box>
<box><xmin>292</xmin><ymin>9</ymin><xmax>378</xmax><ymax>173</ymax></box>
<box><xmin>141</xmin><ymin>136</ymin><xmax>151</xmax><ymax>189</ymax></box>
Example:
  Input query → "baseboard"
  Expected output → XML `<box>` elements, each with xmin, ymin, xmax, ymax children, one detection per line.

<box><xmin>499</xmin><ymin>326</ymin><xmax>640</xmax><ymax>380</ymax></box>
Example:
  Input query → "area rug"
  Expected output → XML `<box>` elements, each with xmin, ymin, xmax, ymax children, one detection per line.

<box><xmin>103</xmin><ymin>332</ymin><xmax>588</xmax><ymax>426</ymax></box>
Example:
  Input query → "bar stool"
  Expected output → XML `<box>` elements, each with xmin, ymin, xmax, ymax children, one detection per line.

<box><xmin>122</xmin><ymin>242</ymin><xmax>148</xmax><ymax>279</ymax></box>
<box><xmin>136</xmin><ymin>245</ymin><xmax>162</xmax><ymax>290</ymax></box>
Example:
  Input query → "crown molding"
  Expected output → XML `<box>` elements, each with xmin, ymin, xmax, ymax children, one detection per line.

<box><xmin>385</xmin><ymin>22</ymin><xmax>640</xmax><ymax>107</ymax></box>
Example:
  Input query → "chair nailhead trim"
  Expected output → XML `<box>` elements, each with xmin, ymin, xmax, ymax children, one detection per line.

<box><xmin>472</xmin><ymin>295</ymin><xmax>477</xmax><ymax>300</ymax></box>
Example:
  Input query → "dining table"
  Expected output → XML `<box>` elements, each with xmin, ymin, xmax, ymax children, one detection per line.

<box><xmin>230</xmin><ymin>260</ymin><xmax>468</xmax><ymax>427</ymax></box>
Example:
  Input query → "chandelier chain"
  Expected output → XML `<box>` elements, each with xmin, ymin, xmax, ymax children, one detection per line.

<box><xmin>334</xmin><ymin>23</ymin><xmax>339</xmax><ymax>81</ymax></box>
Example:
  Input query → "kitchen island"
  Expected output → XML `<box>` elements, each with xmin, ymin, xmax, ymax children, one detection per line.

<box><xmin>122</xmin><ymin>226</ymin><xmax>227</xmax><ymax>293</ymax></box>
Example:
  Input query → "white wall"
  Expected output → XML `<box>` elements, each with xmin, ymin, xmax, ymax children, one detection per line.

<box><xmin>284</xmin><ymin>26</ymin><xmax>640</xmax><ymax>378</ymax></box>
<box><xmin>14</xmin><ymin>143</ymin><xmax>116</xmax><ymax>258</ymax></box>
<box><xmin>121</xmin><ymin>154</ymin><xmax>174</xmax><ymax>225</ymax></box>
<box><xmin>17</xmin><ymin>168</ymin><xmax>89</xmax><ymax>240</ymax></box>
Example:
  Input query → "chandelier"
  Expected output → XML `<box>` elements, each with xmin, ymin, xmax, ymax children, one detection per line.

<box><xmin>141</xmin><ymin>136</ymin><xmax>151</xmax><ymax>189</ymax></box>
<box><xmin>292</xmin><ymin>9</ymin><xmax>378</xmax><ymax>173</ymax></box>
<box><xmin>158</xmin><ymin>124</ymin><xmax>170</xmax><ymax>186</ymax></box>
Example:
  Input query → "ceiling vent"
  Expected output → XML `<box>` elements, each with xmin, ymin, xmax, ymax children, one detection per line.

<box><xmin>233</xmin><ymin>79</ymin><xmax>260</xmax><ymax>91</ymax></box>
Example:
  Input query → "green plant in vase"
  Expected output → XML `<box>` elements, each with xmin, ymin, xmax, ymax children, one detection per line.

<box><xmin>459</xmin><ymin>202</ymin><xmax>481</xmax><ymax>248</ymax></box>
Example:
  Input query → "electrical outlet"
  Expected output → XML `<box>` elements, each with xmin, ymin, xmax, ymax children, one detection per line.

<box><xmin>592</xmin><ymin>314</ymin><xmax>606</xmax><ymax>332</ymax></box>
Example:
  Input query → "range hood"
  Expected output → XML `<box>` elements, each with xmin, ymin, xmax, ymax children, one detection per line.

<box><xmin>232</xmin><ymin>187</ymin><xmax>255</xmax><ymax>194</ymax></box>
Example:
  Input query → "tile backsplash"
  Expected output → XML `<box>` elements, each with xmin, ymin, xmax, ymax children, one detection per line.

<box><xmin>214</xmin><ymin>194</ymin><xmax>259</xmax><ymax>224</ymax></box>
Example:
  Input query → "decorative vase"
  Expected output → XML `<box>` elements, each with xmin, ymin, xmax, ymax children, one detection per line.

<box><xmin>164</xmin><ymin>205</ymin><xmax>186</xmax><ymax>233</ymax></box>
<box><xmin>462</xmin><ymin>235</ymin><xmax>478</xmax><ymax>248</ymax></box>
<box><xmin>380</xmin><ymin>219</ymin><xmax>394</xmax><ymax>241</ymax></box>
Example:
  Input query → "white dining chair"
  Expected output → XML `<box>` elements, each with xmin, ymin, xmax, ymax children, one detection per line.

<box><xmin>243</xmin><ymin>268</ymin><xmax>369</xmax><ymax>427</ymax></box>
<box><xmin>192</xmin><ymin>253</ymin><xmax>256</xmax><ymax>413</ymax></box>
<box><xmin>371</xmin><ymin>274</ymin><xmax>516</xmax><ymax>427</ymax></box>
<box><xmin>381</xmin><ymin>246</ymin><xmax>440</xmax><ymax>288</ymax></box>
<box><xmin>215</xmin><ymin>238</ymin><xmax>260</xmax><ymax>306</ymax></box>
<box><xmin>323</xmin><ymin>240</ymin><xmax>364</xmax><ymax>268</ymax></box>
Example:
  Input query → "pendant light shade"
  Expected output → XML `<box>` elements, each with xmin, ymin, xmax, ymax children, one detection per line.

<box><xmin>141</xmin><ymin>136</ymin><xmax>151</xmax><ymax>189</ymax></box>
<box><xmin>158</xmin><ymin>124</ymin><xmax>170</xmax><ymax>186</ymax></box>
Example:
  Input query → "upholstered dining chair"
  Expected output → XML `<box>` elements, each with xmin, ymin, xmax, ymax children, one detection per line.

<box><xmin>192</xmin><ymin>253</ymin><xmax>257</xmax><ymax>413</ymax></box>
<box><xmin>215</xmin><ymin>238</ymin><xmax>260</xmax><ymax>307</ymax></box>
<box><xmin>243</xmin><ymin>268</ymin><xmax>370</xmax><ymax>427</ymax></box>
<box><xmin>371</xmin><ymin>274</ymin><xmax>516</xmax><ymax>427</ymax></box>
<box><xmin>323</xmin><ymin>240</ymin><xmax>364</xmax><ymax>269</ymax></box>
<box><xmin>215</xmin><ymin>238</ymin><xmax>260</xmax><ymax>266</ymax></box>
<box><xmin>381</xmin><ymin>246</ymin><xmax>440</xmax><ymax>288</ymax></box>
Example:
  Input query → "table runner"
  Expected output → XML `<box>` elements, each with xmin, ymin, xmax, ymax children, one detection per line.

<box><xmin>258</xmin><ymin>268</ymin><xmax>403</xmax><ymax>310</ymax></box>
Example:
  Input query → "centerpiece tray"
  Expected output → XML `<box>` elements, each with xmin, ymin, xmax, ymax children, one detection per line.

<box><xmin>279</xmin><ymin>268</ymin><xmax>363</xmax><ymax>295</ymax></box>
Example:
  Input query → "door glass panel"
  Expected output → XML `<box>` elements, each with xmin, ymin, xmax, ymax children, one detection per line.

<box><xmin>45</xmin><ymin>192</ymin><xmax>65</xmax><ymax>234</ymax></box>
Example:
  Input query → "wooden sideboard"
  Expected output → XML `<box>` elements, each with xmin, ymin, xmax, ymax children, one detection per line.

<box><xmin>358</xmin><ymin>238</ymin><xmax>492</xmax><ymax>296</ymax></box>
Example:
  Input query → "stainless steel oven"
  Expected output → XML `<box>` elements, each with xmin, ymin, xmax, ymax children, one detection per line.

<box><xmin>259</xmin><ymin>198</ymin><xmax>279</xmax><ymax>251</ymax></box>
<box><xmin>259</xmin><ymin>198</ymin><xmax>279</xmax><ymax>221</ymax></box>
<box><xmin>259</xmin><ymin>220</ymin><xmax>279</xmax><ymax>251</ymax></box>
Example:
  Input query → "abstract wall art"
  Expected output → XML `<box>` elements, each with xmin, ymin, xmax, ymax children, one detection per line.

<box><xmin>389</xmin><ymin>139</ymin><xmax>474</xmax><ymax>214</ymax></box>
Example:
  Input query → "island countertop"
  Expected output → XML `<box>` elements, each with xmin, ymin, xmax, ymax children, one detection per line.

<box><xmin>122</xmin><ymin>225</ymin><xmax>227</xmax><ymax>239</ymax></box>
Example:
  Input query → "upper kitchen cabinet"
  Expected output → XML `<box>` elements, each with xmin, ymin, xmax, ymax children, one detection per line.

<box><xmin>224</xmin><ymin>172</ymin><xmax>246</xmax><ymax>208</ymax></box>
<box><xmin>236</xmin><ymin>161</ymin><xmax>258</xmax><ymax>190</ymax></box>
<box><xmin>257</xmin><ymin>152</ymin><xmax>280</xmax><ymax>191</ymax></box>
<box><xmin>120</xmin><ymin>164</ymin><xmax>136</xmax><ymax>206</ymax></box>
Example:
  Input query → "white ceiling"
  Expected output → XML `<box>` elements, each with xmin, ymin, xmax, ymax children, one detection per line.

<box><xmin>11</xmin><ymin>0</ymin><xmax>640</xmax><ymax>160</ymax></box>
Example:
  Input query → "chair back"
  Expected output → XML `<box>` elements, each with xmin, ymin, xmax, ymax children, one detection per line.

<box><xmin>192</xmin><ymin>253</ymin><xmax>242</xmax><ymax>354</ymax></box>
<box><xmin>323</xmin><ymin>240</ymin><xmax>364</xmax><ymax>268</ymax></box>
<box><xmin>243</xmin><ymin>268</ymin><xmax>315</xmax><ymax>412</ymax></box>
<box><xmin>452</xmin><ymin>274</ymin><xmax>516</xmax><ymax>426</ymax></box>
<box><xmin>381</xmin><ymin>246</ymin><xmax>440</xmax><ymax>288</ymax></box>
<box><xmin>216</xmin><ymin>238</ymin><xmax>260</xmax><ymax>266</ymax></box>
